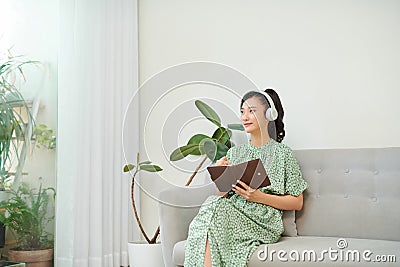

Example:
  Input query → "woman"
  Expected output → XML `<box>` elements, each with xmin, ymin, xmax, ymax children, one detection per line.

<box><xmin>184</xmin><ymin>89</ymin><xmax>308</xmax><ymax>267</ymax></box>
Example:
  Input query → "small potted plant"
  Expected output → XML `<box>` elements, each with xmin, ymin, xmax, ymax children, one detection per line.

<box><xmin>0</xmin><ymin>181</ymin><xmax>55</xmax><ymax>266</ymax></box>
<box><xmin>123</xmin><ymin>153</ymin><xmax>163</xmax><ymax>267</ymax></box>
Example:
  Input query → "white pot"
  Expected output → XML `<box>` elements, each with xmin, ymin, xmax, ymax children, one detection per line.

<box><xmin>128</xmin><ymin>241</ymin><xmax>164</xmax><ymax>267</ymax></box>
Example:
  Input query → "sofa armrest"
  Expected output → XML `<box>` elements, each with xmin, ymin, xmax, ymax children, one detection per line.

<box><xmin>158</xmin><ymin>183</ymin><xmax>215</xmax><ymax>267</ymax></box>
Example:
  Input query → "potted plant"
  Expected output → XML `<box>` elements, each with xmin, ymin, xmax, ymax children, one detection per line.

<box><xmin>123</xmin><ymin>153</ymin><xmax>163</xmax><ymax>267</ymax></box>
<box><xmin>0</xmin><ymin>181</ymin><xmax>55</xmax><ymax>266</ymax></box>
<box><xmin>122</xmin><ymin>100</ymin><xmax>242</xmax><ymax>266</ymax></box>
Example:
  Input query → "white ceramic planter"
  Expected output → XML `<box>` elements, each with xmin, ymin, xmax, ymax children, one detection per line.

<box><xmin>128</xmin><ymin>241</ymin><xmax>164</xmax><ymax>267</ymax></box>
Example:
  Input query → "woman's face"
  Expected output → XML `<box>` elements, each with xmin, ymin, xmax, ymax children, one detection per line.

<box><xmin>240</xmin><ymin>96</ymin><xmax>268</xmax><ymax>134</ymax></box>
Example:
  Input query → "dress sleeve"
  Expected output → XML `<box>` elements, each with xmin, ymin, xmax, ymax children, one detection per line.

<box><xmin>226</xmin><ymin>147</ymin><xmax>233</xmax><ymax>162</ymax></box>
<box><xmin>284</xmin><ymin>148</ymin><xmax>308</xmax><ymax>196</ymax></box>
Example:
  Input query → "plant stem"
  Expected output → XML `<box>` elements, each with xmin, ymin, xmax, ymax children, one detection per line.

<box><xmin>130</xmin><ymin>170</ymin><xmax>152</xmax><ymax>243</ymax></box>
<box><xmin>185</xmin><ymin>155</ymin><xmax>208</xmax><ymax>186</ymax></box>
<box><xmin>133</xmin><ymin>134</ymin><xmax>226</xmax><ymax>243</ymax></box>
<box><xmin>150</xmin><ymin>226</ymin><xmax>160</xmax><ymax>244</ymax></box>
<box><xmin>145</xmin><ymin>155</ymin><xmax>206</xmax><ymax>243</ymax></box>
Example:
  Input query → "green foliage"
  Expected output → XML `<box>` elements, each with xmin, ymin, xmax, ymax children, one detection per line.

<box><xmin>1</xmin><ymin>51</ymin><xmax>38</xmax><ymax>189</ymax></box>
<box><xmin>33</xmin><ymin>124</ymin><xmax>56</xmax><ymax>150</ymax></box>
<box><xmin>0</xmin><ymin>182</ymin><xmax>55</xmax><ymax>250</ymax></box>
<box><xmin>194</xmin><ymin>100</ymin><xmax>221</xmax><ymax>127</ymax></box>
<box><xmin>123</xmin><ymin>153</ymin><xmax>163</xmax><ymax>243</ymax></box>
<box><xmin>123</xmin><ymin>159</ymin><xmax>163</xmax><ymax>175</ymax></box>
<box><xmin>170</xmin><ymin>100</ymin><xmax>242</xmax><ymax>163</ymax></box>
<box><xmin>227</xmin><ymin>123</ymin><xmax>245</xmax><ymax>131</ymax></box>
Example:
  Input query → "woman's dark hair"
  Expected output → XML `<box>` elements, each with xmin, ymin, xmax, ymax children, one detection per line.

<box><xmin>240</xmin><ymin>89</ymin><xmax>286</xmax><ymax>142</ymax></box>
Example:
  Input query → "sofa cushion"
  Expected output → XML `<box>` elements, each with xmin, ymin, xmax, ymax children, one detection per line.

<box><xmin>174</xmin><ymin>236</ymin><xmax>400</xmax><ymax>266</ymax></box>
<box><xmin>293</xmin><ymin>148</ymin><xmax>400</xmax><ymax>241</ymax></box>
<box><xmin>282</xmin><ymin>210</ymin><xmax>297</xmax><ymax>236</ymax></box>
<box><xmin>172</xmin><ymin>240</ymin><xmax>186</xmax><ymax>266</ymax></box>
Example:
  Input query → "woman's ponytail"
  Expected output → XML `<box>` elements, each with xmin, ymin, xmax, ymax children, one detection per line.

<box><xmin>265</xmin><ymin>89</ymin><xmax>285</xmax><ymax>143</ymax></box>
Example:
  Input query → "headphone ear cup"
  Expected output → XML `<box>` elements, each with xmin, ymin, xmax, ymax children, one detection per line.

<box><xmin>265</xmin><ymin>108</ymin><xmax>278</xmax><ymax>121</ymax></box>
<box><xmin>271</xmin><ymin>108</ymin><xmax>278</xmax><ymax>121</ymax></box>
<box><xmin>265</xmin><ymin>108</ymin><xmax>272</xmax><ymax>121</ymax></box>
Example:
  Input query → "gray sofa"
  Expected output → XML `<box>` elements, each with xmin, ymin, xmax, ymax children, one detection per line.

<box><xmin>158</xmin><ymin>147</ymin><xmax>400</xmax><ymax>266</ymax></box>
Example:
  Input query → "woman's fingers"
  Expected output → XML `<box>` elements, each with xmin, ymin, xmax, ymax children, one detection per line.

<box><xmin>232</xmin><ymin>181</ymin><xmax>257</xmax><ymax>200</ymax></box>
<box><xmin>232</xmin><ymin>184</ymin><xmax>246</xmax><ymax>196</ymax></box>
<box><xmin>236</xmin><ymin>180</ymin><xmax>249</xmax><ymax>190</ymax></box>
<box><xmin>216</xmin><ymin>156</ymin><xmax>230</xmax><ymax>166</ymax></box>
<box><xmin>215</xmin><ymin>158</ymin><xmax>223</xmax><ymax>166</ymax></box>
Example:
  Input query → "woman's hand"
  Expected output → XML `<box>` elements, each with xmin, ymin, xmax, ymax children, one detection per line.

<box><xmin>215</xmin><ymin>156</ymin><xmax>230</xmax><ymax>166</ymax></box>
<box><xmin>216</xmin><ymin>188</ymin><xmax>229</xmax><ymax>197</ymax></box>
<box><xmin>214</xmin><ymin>156</ymin><xmax>231</xmax><ymax>196</ymax></box>
<box><xmin>233</xmin><ymin>180</ymin><xmax>304</xmax><ymax>210</ymax></box>
<box><xmin>232</xmin><ymin>180</ymin><xmax>263</xmax><ymax>203</ymax></box>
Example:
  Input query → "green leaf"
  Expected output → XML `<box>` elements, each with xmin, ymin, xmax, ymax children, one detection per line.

<box><xmin>195</xmin><ymin>100</ymin><xmax>221</xmax><ymax>127</ymax></box>
<box><xmin>139</xmin><ymin>164</ymin><xmax>163</xmax><ymax>172</ymax></box>
<box><xmin>212</xmin><ymin>127</ymin><xmax>232</xmax><ymax>145</ymax></box>
<box><xmin>169</xmin><ymin>144</ymin><xmax>199</xmax><ymax>161</ymax></box>
<box><xmin>187</xmin><ymin>134</ymin><xmax>210</xmax><ymax>145</ymax></box>
<box><xmin>139</xmin><ymin>161</ymin><xmax>152</xmax><ymax>166</ymax></box>
<box><xmin>215</xmin><ymin>142</ymin><xmax>229</xmax><ymax>162</ymax></box>
<box><xmin>228</xmin><ymin>123</ymin><xmax>245</xmax><ymax>131</ymax></box>
<box><xmin>187</xmin><ymin>134</ymin><xmax>210</xmax><ymax>155</ymax></box>
<box><xmin>202</xmin><ymin>139</ymin><xmax>217</xmax><ymax>161</ymax></box>
<box><xmin>202</xmin><ymin>140</ymin><xmax>229</xmax><ymax>162</ymax></box>
<box><xmin>123</xmin><ymin>164</ymin><xmax>135</xmax><ymax>172</ymax></box>
<box><xmin>225</xmin><ymin>140</ymin><xmax>235</xmax><ymax>148</ymax></box>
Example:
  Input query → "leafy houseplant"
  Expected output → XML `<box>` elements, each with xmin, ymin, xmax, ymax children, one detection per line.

<box><xmin>123</xmin><ymin>153</ymin><xmax>162</xmax><ymax>244</ymax></box>
<box><xmin>1</xmin><ymin>51</ymin><xmax>37</xmax><ymax>190</ymax></box>
<box><xmin>169</xmin><ymin>100</ymin><xmax>244</xmax><ymax>185</ymax></box>
<box><xmin>1</xmin><ymin>50</ymin><xmax>54</xmax><ymax>266</ymax></box>
<box><xmin>33</xmin><ymin>124</ymin><xmax>56</xmax><ymax>150</ymax></box>
<box><xmin>0</xmin><ymin>182</ymin><xmax>55</xmax><ymax>251</ymax></box>
<box><xmin>123</xmin><ymin>100</ymin><xmax>243</xmax><ymax>245</ymax></box>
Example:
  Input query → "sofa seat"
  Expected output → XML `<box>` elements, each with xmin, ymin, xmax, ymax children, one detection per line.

<box><xmin>173</xmin><ymin>236</ymin><xmax>400</xmax><ymax>266</ymax></box>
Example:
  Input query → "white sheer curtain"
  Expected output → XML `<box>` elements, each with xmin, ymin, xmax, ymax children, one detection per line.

<box><xmin>56</xmin><ymin>0</ymin><xmax>139</xmax><ymax>266</ymax></box>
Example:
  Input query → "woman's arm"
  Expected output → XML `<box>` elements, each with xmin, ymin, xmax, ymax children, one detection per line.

<box><xmin>232</xmin><ymin>181</ymin><xmax>303</xmax><ymax>211</ymax></box>
<box><xmin>257</xmin><ymin>192</ymin><xmax>303</xmax><ymax>211</ymax></box>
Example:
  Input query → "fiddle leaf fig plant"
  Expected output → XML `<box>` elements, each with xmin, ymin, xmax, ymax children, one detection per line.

<box><xmin>123</xmin><ymin>100</ymin><xmax>244</xmax><ymax>244</ymax></box>
<box><xmin>169</xmin><ymin>100</ymin><xmax>243</xmax><ymax>185</ymax></box>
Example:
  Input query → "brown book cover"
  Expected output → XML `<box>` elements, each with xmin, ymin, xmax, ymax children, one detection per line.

<box><xmin>207</xmin><ymin>158</ymin><xmax>270</xmax><ymax>192</ymax></box>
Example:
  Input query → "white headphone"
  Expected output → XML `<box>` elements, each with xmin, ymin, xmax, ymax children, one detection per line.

<box><xmin>258</xmin><ymin>89</ymin><xmax>278</xmax><ymax>121</ymax></box>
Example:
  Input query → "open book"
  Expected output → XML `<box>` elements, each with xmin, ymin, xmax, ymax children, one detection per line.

<box><xmin>207</xmin><ymin>158</ymin><xmax>270</xmax><ymax>192</ymax></box>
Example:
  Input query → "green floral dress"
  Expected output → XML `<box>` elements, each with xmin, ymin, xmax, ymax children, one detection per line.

<box><xmin>184</xmin><ymin>138</ymin><xmax>308</xmax><ymax>267</ymax></box>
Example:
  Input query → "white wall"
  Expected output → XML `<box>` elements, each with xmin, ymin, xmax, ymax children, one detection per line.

<box><xmin>138</xmin><ymin>0</ymin><xmax>400</xmax><ymax>239</ymax></box>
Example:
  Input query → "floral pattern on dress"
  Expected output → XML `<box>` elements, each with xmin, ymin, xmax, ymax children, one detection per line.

<box><xmin>184</xmin><ymin>139</ymin><xmax>308</xmax><ymax>267</ymax></box>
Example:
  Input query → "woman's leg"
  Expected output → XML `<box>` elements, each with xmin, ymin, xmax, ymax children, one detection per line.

<box><xmin>204</xmin><ymin>236</ymin><xmax>212</xmax><ymax>267</ymax></box>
